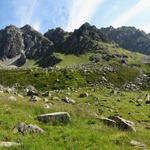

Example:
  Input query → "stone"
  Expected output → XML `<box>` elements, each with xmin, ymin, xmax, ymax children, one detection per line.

<box><xmin>8</xmin><ymin>96</ymin><xmax>17</xmax><ymax>101</ymax></box>
<box><xmin>42</xmin><ymin>91</ymin><xmax>51</xmax><ymax>97</ymax></box>
<box><xmin>146</xmin><ymin>95</ymin><xmax>150</xmax><ymax>100</ymax></box>
<box><xmin>43</xmin><ymin>104</ymin><xmax>50</xmax><ymax>109</ymax></box>
<box><xmin>62</xmin><ymin>97</ymin><xmax>76</xmax><ymax>104</ymax></box>
<box><xmin>29</xmin><ymin>96</ymin><xmax>41</xmax><ymax>102</ymax></box>
<box><xmin>25</xmin><ymin>85</ymin><xmax>38</xmax><ymax>96</ymax></box>
<box><xmin>79</xmin><ymin>93</ymin><xmax>88</xmax><ymax>98</ymax></box>
<box><xmin>13</xmin><ymin>122</ymin><xmax>44</xmax><ymax>134</ymax></box>
<box><xmin>108</xmin><ymin>116</ymin><xmax>136</xmax><ymax>132</ymax></box>
<box><xmin>43</xmin><ymin>98</ymin><xmax>49</xmax><ymax>102</ymax></box>
<box><xmin>37</xmin><ymin>112</ymin><xmax>70</xmax><ymax>124</ymax></box>
<box><xmin>51</xmin><ymin>97</ymin><xmax>59</xmax><ymax>100</ymax></box>
<box><xmin>130</xmin><ymin>140</ymin><xmax>146</xmax><ymax>148</ymax></box>
<box><xmin>99</xmin><ymin>117</ymin><xmax>116</xmax><ymax>127</ymax></box>
<box><xmin>0</xmin><ymin>142</ymin><xmax>21</xmax><ymax>147</ymax></box>
<box><xmin>110</xmin><ymin>90</ymin><xmax>118</xmax><ymax>95</ymax></box>
<box><xmin>145</xmin><ymin>101</ymin><xmax>150</xmax><ymax>104</ymax></box>
<box><xmin>136</xmin><ymin>99</ymin><xmax>143</xmax><ymax>103</ymax></box>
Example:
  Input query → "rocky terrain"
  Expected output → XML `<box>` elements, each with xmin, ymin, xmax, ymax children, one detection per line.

<box><xmin>0</xmin><ymin>23</ymin><xmax>150</xmax><ymax>149</ymax></box>
<box><xmin>100</xmin><ymin>26</ymin><xmax>150</xmax><ymax>55</ymax></box>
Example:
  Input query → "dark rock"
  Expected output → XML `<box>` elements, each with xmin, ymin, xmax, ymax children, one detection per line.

<box><xmin>0</xmin><ymin>25</ymin><xmax>24</xmax><ymax>59</ymax></box>
<box><xmin>79</xmin><ymin>93</ymin><xmax>88</xmax><ymax>98</ymax></box>
<box><xmin>146</xmin><ymin>101</ymin><xmax>150</xmax><ymax>104</ymax></box>
<box><xmin>100</xmin><ymin>26</ymin><xmax>150</xmax><ymax>55</ymax></box>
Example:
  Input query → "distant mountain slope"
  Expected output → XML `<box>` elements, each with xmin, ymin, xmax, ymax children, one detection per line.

<box><xmin>0</xmin><ymin>24</ymin><xmax>59</xmax><ymax>67</ymax></box>
<box><xmin>45</xmin><ymin>23</ymin><xmax>110</xmax><ymax>54</ymax></box>
<box><xmin>100</xmin><ymin>26</ymin><xmax>150</xmax><ymax>55</ymax></box>
<box><xmin>0</xmin><ymin>23</ymin><xmax>149</xmax><ymax>68</ymax></box>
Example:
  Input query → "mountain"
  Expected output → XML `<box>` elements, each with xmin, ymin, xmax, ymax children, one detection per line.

<box><xmin>45</xmin><ymin>22</ymin><xmax>110</xmax><ymax>55</ymax></box>
<box><xmin>0</xmin><ymin>24</ymin><xmax>59</xmax><ymax>67</ymax></box>
<box><xmin>100</xmin><ymin>26</ymin><xmax>150</xmax><ymax>55</ymax></box>
<box><xmin>1</xmin><ymin>23</ymin><xmax>150</xmax><ymax>68</ymax></box>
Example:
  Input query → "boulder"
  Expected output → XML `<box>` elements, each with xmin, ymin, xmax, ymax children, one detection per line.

<box><xmin>145</xmin><ymin>101</ymin><xmax>150</xmax><ymax>104</ymax></box>
<box><xmin>62</xmin><ymin>97</ymin><xmax>76</xmax><ymax>104</ymax></box>
<box><xmin>25</xmin><ymin>85</ymin><xmax>38</xmax><ymax>96</ymax></box>
<box><xmin>0</xmin><ymin>142</ymin><xmax>21</xmax><ymax>147</ymax></box>
<box><xmin>79</xmin><ymin>93</ymin><xmax>88</xmax><ymax>98</ymax></box>
<box><xmin>37</xmin><ymin>112</ymin><xmax>70</xmax><ymax>124</ymax></box>
<box><xmin>99</xmin><ymin>117</ymin><xmax>116</xmax><ymax>127</ymax></box>
<box><xmin>8</xmin><ymin>96</ymin><xmax>17</xmax><ymax>101</ymax></box>
<box><xmin>13</xmin><ymin>122</ymin><xmax>44</xmax><ymax>134</ymax></box>
<box><xmin>43</xmin><ymin>104</ymin><xmax>50</xmax><ymax>109</ymax></box>
<box><xmin>42</xmin><ymin>91</ymin><xmax>51</xmax><ymax>97</ymax></box>
<box><xmin>43</xmin><ymin>98</ymin><xmax>49</xmax><ymax>102</ymax></box>
<box><xmin>29</xmin><ymin>96</ymin><xmax>41</xmax><ymax>102</ymax></box>
<box><xmin>108</xmin><ymin>116</ymin><xmax>136</xmax><ymax>132</ymax></box>
<box><xmin>130</xmin><ymin>140</ymin><xmax>146</xmax><ymax>148</ymax></box>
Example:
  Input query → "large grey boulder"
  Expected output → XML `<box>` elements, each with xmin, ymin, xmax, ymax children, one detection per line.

<box><xmin>37</xmin><ymin>112</ymin><xmax>70</xmax><ymax>124</ymax></box>
<box><xmin>0</xmin><ymin>141</ymin><xmax>21</xmax><ymax>147</ymax></box>
<box><xmin>109</xmin><ymin>116</ymin><xmax>136</xmax><ymax>132</ymax></box>
<box><xmin>13</xmin><ymin>122</ymin><xmax>44</xmax><ymax>134</ymax></box>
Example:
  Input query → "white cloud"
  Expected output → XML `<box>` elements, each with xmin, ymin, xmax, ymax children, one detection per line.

<box><xmin>66</xmin><ymin>0</ymin><xmax>106</xmax><ymax>31</ymax></box>
<box><xmin>13</xmin><ymin>0</ymin><xmax>40</xmax><ymax>31</ymax></box>
<box><xmin>112</xmin><ymin>0</ymin><xmax>150</xmax><ymax>28</ymax></box>
<box><xmin>138</xmin><ymin>24</ymin><xmax>150</xmax><ymax>33</ymax></box>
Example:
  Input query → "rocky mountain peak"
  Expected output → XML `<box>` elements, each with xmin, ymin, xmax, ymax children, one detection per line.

<box><xmin>44</xmin><ymin>27</ymin><xmax>70</xmax><ymax>45</ymax></box>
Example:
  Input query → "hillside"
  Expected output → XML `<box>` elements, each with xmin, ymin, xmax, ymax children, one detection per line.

<box><xmin>1</xmin><ymin>23</ymin><xmax>150</xmax><ymax>149</ymax></box>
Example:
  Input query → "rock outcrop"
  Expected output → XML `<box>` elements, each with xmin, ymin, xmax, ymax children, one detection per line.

<box><xmin>100</xmin><ymin>26</ymin><xmax>150</xmax><ymax>55</ymax></box>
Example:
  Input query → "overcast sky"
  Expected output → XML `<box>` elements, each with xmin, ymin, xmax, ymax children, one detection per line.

<box><xmin>0</xmin><ymin>0</ymin><xmax>150</xmax><ymax>33</ymax></box>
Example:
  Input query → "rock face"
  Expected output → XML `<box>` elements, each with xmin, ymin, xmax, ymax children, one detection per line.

<box><xmin>37</xmin><ymin>112</ymin><xmax>70</xmax><ymax>124</ymax></box>
<box><xmin>0</xmin><ymin>25</ymin><xmax>24</xmax><ymax>59</ymax></box>
<box><xmin>100</xmin><ymin>26</ymin><xmax>150</xmax><ymax>55</ymax></box>
<box><xmin>13</xmin><ymin>122</ymin><xmax>44</xmax><ymax>134</ymax></box>
<box><xmin>21</xmin><ymin>25</ymin><xmax>54</xmax><ymax>59</ymax></box>
<box><xmin>55</xmin><ymin>23</ymin><xmax>110</xmax><ymax>54</ymax></box>
<box><xmin>44</xmin><ymin>27</ymin><xmax>71</xmax><ymax>45</ymax></box>
<box><xmin>0</xmin><ymin>24</ymin><xmax>58</xmax><ymax>67</ymax></box>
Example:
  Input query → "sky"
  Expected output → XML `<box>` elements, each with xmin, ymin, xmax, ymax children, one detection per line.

<box><xmin>0</xmin><ymin>0</ymin><xmax>150</xmax><ymax>33</ymax></box>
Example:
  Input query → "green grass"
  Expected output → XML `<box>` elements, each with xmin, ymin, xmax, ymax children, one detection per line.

<box><xmin>53</xmin><ymin>53</ymin><xmax>91</xmax><ymax>67</ymax></box>
<box><xmin>0</xmin><ymin>63</ymin><xmax>140</xmax><ymax>92</ymax></box>
<box><xmin>0</xmin><ymin>87</ymin><xmax>150</xmax><ymax>149</ymax></box>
